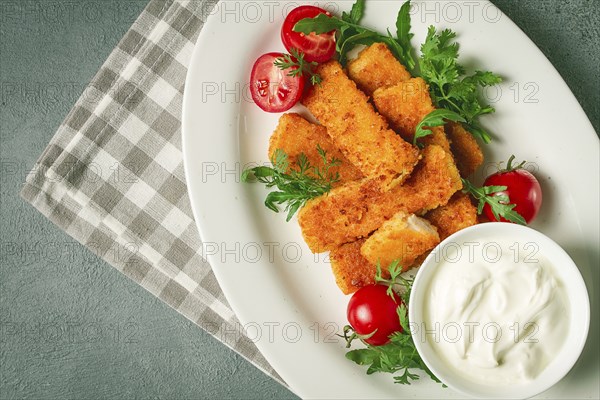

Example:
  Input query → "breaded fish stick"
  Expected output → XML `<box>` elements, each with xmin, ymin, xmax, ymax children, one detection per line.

<box><xmin>424</xmin><ymin>191</ymin><xmax>478</xmax><ymax>240</ymax></box>
<box><xmin>330</xmin><ymin>194</ymin><xmax>476</xmax><ymax>294</ymax></box>
<box><xmin>298</xmin><ymin>145</ymin><xmax>461</xmax><ymax>253</ymax></box>
<box><xmin>347</xmin><ymin>43</ymin><xmax>412</xmax><ymax>95</ymax></box>
<box><xmin>302</xmin><ymin>61</ymin><xmax>419</xmax><ymax>188</ymax></box>
<box><xmin>330</xmin><ymin>239</ymin><xmax>374</xmax><ymax>295</ymax></box>
<box><xmin>348</xmin><ymin>45</ymin><xmax>483</xmax><ymax>177</ymax></box>
<box><xmin>331</xmin><ymin>227</ymin><xmax>435</xmax><ymax>295</ymax></box>
<box><xmin>408</xmin><ymin>191</ymin><xmax>479</xmax><ymax>268</ymax></box>
<box><xmin>268</xmin><ymin>113</ymin><xmax>364</xmax><ymax>186</ymax></box>
<box><xmin>445</xmin><ymin>122</ymin><xmax>484</xmax><ymax>177</ymax></box>
<box><xmin>360</xmin><ymin>211</ymin><xmax>440</xmax><ymax>268</ymax></box>
<box><xmin>372</xmin><ymin>78</ymin><xmax>451</xmax><ymax>152</ymax></box>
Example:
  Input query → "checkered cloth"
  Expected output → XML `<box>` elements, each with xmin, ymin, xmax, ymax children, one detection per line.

<box><xmin>20</xmin><ymin>0</ymin><xmax>283</xmax><ymax>385</ymax></box>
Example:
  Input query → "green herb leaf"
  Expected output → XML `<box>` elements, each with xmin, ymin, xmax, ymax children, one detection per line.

<box><xmin>346</xmin><ymin>0</ymin><xmax>365</xmax><ymax>24</ymax></box>
<box><xmin>274</xmin><ymin>49</ymin><xmax>322</xmax><ymax>85</ymax></box>
<box><xmin>397</xmin><ymin>304</ymin><xmax>409</xmax><ymax>333</ymax></box>
<box><xmin>395</xmin><ymin>0</ymin><xmax>415</xmax><ymax>68</ymax></box>
<box><xmin>413</xmin><ymin>109</ymin><xmax>465</xmax><ymax>146</ymax></box>
<box><xmin>294</xmin><ymin>13</ymin><xmax>347</xmax><ymax>34</ymax></box>
<box><xmin>380</xmin><ymin>33</ymin><xmax>414</xmax><ymax>71</ymax></box>
<box><xmin>418</xmin><ymin>26</ymin><xmax>502</xmax><ymax>143</ymax></box>
<box><xmin>346</xmin><ymin>348</ymin><xmax>378</xmax><ymax>365</ymax></box>
<box><xmin>336</xmin><ymin>30</ymin><xmax>378</xmax><ymax>65</ymax></box>
<box><xmin>374</xmin><ymin>260</ymin><xmax>414</xmax><ymax>303</ymax></box>
<box><xmin>241</xmin><ymin>147</ymin><xmax>340</xmax><ymax>221</ymax></box>
<box><xmin>461</xmin><ymin>178</ymin><xmax>527</xmax><ymax>225</ymax></box>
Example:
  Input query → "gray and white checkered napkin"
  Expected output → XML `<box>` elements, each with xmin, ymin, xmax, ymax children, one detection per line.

<box><xmin>20</xmin><ymin>0</ymin><xmax>282</xmax><ymax>385</ymax></box>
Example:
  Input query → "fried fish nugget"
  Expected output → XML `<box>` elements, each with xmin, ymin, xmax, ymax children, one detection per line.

<box><xmin>329</xmin><ymin>239</ymin><xmax>375</xmax><ymax>295</ymax></box>
<box><xmin>298</xmin><ymin>145</ymin><xmax>461</xmax><ymax>252</ymax></box>
<box><xmin>445</xmin><ymin>122</ymin><xmax>484</xmax><ymax>177</ymax></box>
<box><xmin>329</xmin><ymin>191</ymin><xmax>476</xmax><ymax>294</ymax></box>
<box><xmin>347</xmin><ymin>43</ymin><xmax>412</xmax><ymax>96</ymax></box>
<box><xmin>392</xmin><ymin>144</ymin><xmax>463</xmax><ymax>214</ymax></box>
<box><xmin>360</xmin><ymin>211</ymin><xmax>440</xmax><ymax>268</ymax></box>
<box><xmin>424</xmin><ymin>192</ymin><xmax>478</xmax><ymax>240</ymax></box>
<box><xmin>372</xmin><ymin>78</ymin><xmax>451</xmax><ymax>153</ymax></box>
<box><xmin>268</xmin><ymin>113</ymin><xmax>364</xmax><ymax>185</ymax></box>
<box><xmin>297</xmin><ymin>178</ymin><xmax>385</xmax><ymax>253</ymax></box>
<box><xmin>408</xmin><ymin>192</ymin><xmax>479</xmax><ymax>269</ymax></box>
<box><xmin>302</xmin><ymin>61</ymin><xmax>419</xmax><ymax>188</ymax></box>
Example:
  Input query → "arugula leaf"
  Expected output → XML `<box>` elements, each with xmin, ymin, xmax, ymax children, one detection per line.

<box><xmin>242</xmin><ymin>147</ymin><xmax>340</xmax><ymax>221</ymax></box>
<box><xmin>293</xmin><ymin>0</ymin><xmax>415</xmax><ymax>69</ymax></box>
<box><xmin>337</xmin><ymin>30</ymin><xmax>381</xmax><ymax>65</ymax></box>
<box><xmin>395</xmin><ymin>1</ymin><xmax>414</xmax><ymax>67</ymax></box>
<box><xmin>413</xmin><ymin>109</ymin><xmax>465</xmax><ymax>146</ymax></box>
<box><xmin>344</xmin><ymin>0</ymin><xmax>365</xmax><ymax>24</ymax></box>
<box><xmin>274</xmin><ymin>48</ymin><xmax>322</xmax><ymax>85</ymax></box>
<box><xmin>293</xmin><ymin>13</ymin><xmax>346</xmax><ymax>34</ymax></box>
<box><xmin>461</xmin><ymin>178</ymin><xmax>527</xmax><ymax>225</ymax></box>
<box><xmin>419</xmin><ymin>26</ymin><xmax>502</xmax><ymax>143</ymax></box>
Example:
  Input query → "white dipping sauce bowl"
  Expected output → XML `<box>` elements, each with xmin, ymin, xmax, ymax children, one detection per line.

<box><xmin>409</xmin><ymin>223</ymin><xmax>590</xmax><ymax>399</ymax></box>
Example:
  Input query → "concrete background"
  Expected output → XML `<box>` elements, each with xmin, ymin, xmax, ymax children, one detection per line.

<box><xmin>0</xmin><ymin>1</ymin><xmax>598</xmax><ymax>399</ymax></box>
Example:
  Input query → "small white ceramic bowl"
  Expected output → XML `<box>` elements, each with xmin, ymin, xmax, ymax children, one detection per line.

<box><xmin>409</xmin><ymin>223</ymin><xmax>590</xmax><ymax>399</ymax></box>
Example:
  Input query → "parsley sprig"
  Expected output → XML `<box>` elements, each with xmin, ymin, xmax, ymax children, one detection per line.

<box><xmin>374</xmin><ymin>261</ymin><xmax>412</xmax><ymax>303</ymax></box>
<box><xmin>274</xmin><ymin>48</ymin><xmax>322</xmax><ymax>85</ymax></box>
<box><xmin>241</xmin><ymin>147</ymin><xmax>340</xmax><ymax>221</ymax></box>
<box><xmin>418</xmin><ymin>27</ymin><xmax>502</xmax><ymax>143</ymax></box>
<box><xmin>461</xmin><ymin>178</ymin><xmax>526</xmax><ymax>225</ymax></box>
<box><xmin>293</xmin><ymin>0</ymin><xmax>415</xmax><ymax>68</ymax></box>
<box><xmin>342</xmin><ymin>261</ymin><xmax>442</xmax><ymax>386</ymax></box>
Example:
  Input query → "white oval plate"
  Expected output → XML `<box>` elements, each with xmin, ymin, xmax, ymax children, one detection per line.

<box><xmin>182</xmin><ymin>1</ymin><xmax>599</xmax><ymax>398</ymax></box>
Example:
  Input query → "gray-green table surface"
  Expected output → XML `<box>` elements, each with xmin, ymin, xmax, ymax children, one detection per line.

<box><xmin>1</xmin><ymin>1</ymin><xmax>598</xmax><ymax>398</ymax></box>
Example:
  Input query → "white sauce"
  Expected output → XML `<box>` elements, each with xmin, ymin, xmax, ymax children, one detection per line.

<box><xmin>424</xmin><ymin>239</ymin><xmax>569</xmax><ymax>385</ymax></box>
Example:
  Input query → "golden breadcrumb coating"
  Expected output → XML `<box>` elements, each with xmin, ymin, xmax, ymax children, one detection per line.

<box><xmin>329</xmin><ymin>239</ymin><xmax>376</xmax><ymax>295</ymax></box>
<box><xmin>372</xmin><ymin>78</ymin><xmax>451</xmax><ymax>153</ymax></box>
<box><xmin>424</xmin><ymin>192</ymin><xmax>478</xmax><ymax>241</ymax></box>
<box><xmin>330</xmin><ymin>194</ymin><xmax>478</xmax><ymax>294</ymax></box>
<box><xmin>406</xmin><ymin>192</ymin><xmax>479</xmax><ymax>270</ymax></box>
<box><xmin>268</xmin><ymin>113</ymin><xmax>364</xmax><ymax>186</ymax></box>
<box><xmin>347</xmin><ymin>43</ymin><xmax>412</xmax><ymax>95</ymax></box>
<box><xmin>361</xmin><ymin>211</ymin><xmax>440</xmax><ymax>268</ymax></box>
<box><xmin>302</xmin><ymin>61</ymin><xmax>419</xmax><ymax>188</ymax></box>
<box><xmin>298</xmin><ymin>145</ymin><xmax>461</xmax><ymax>252</ymax></box>
<box><xmin>297</xmin><ymin>178</ymin><xmax>385</xmax><ymax>253</ymax></box>
<box><xmin>445</xmin><ymin>122</ymin><xmax>484</xmax><ymax>177</ymax></box>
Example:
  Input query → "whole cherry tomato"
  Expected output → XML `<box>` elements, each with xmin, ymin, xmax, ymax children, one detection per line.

<box><xmin>347</xmin><ymin>284</ymin><xmax>404</xmax><ymax>346</ymax></box>
<box><xmin>483</xmin><ymin>156</ymin><xmax>542</xmax><ymax>224</ymax></box>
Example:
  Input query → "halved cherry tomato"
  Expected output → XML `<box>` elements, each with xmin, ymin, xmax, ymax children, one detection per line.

<box><xmin>347</xmin><ymin>284</ymin><xmax>404</xmax><ymax>346</ymax></box>
<box><xmin>483</xmin><ymin>157</ymin><xmax>542</xmax><ymax>224</ymax></box>
<box><xmin>249</xmin><ymin>52</ymin><xmax>305</xmax><ymax>113</ymax></box>
<box><xmin>281</xmin><ymin>6</ymin><xmax>336</xmax><ymax>63</ymax></box>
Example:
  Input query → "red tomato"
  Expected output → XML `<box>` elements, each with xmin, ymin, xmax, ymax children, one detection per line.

<box><xmin>347</xmin><ymin>284</ymin><xmax>403</xmax><ymax>346</ymax></box>
<box><xmin>281</xmin><ymin>6</ymin><xmax>336</xmax><ymax>63</ymax></box>
<box><xmin>250</xmin><ymin>52</ymin><xmax>305</xmax><ymax>113</ymax></box>
<box><xmin>483</xmin><ymin>162</ymin><xmax>542</xmax><ymax>224</ymax></box>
